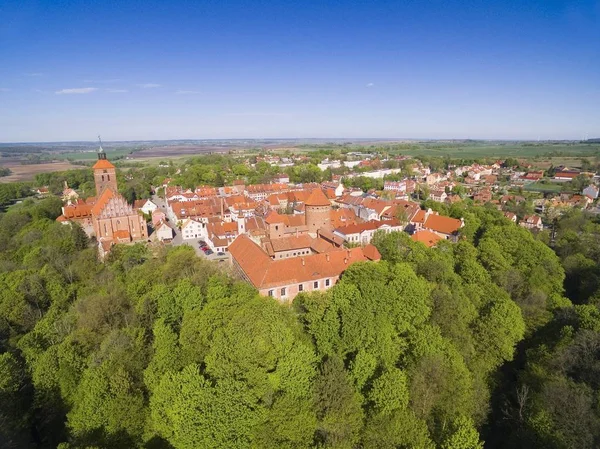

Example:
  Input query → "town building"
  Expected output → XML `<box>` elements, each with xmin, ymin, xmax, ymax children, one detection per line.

<box><xmin>333</xmin><ymin>219</ymin><xmax>403</xmax><ymax>245</ymax></box>
<box><xmin>57</xmin><ymin>145</ymin><xmax>148</xmax><ymax>255</ymax></box>
<box><xmin>154</xmin><ymin>221</ymin><xmax>174</xmax><ymax>242</ymax></box>
<box><xmin>583</xmin><ymin>185</ymin><xmax>599</xmax><ymax>200</ymax></box>
<box><xmin>228</xmin><ymin>234</ymin><xmax>380</xmax><ymax>301</ymax></box>
<box><xmin>134</xmin><ymin>198</ymin><xmax>158</xmax><ymax>215</ymax></box>
<box><xmin>519</xmin><ymin>215</ymin><xmax>543</xmax><ymax>230</ymax></box>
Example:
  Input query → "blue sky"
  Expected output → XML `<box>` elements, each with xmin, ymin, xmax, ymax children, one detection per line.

<box><xmin>0</xmin><ymin>0</ymin><xmax>599</xmax><ymax>142</ymax></box>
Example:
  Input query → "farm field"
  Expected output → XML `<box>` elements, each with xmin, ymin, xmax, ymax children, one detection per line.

<box><xmin>378</xmin><ymin>142</ymin><xmax>600</xmax><ymax>159</ymax></box>
<box><xmin>0</xmin><ymin>161</ymin><xmax>87</xmax><ymax>183</ymax></box>
<box><xmin>524</xmin><ymin>182</ymin><xmax>564</xmax><ymax>193</ymax></box>
<box><xmin>54</xmin><ymin>149</ymin><xmax>134</xmax><ymax>161</ymax></box>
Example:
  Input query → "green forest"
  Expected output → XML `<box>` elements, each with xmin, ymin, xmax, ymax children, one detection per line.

<box><xmin>1</xmin><ymin>197</ymin><xmax>600</xmax><ymax>449</ymax></box>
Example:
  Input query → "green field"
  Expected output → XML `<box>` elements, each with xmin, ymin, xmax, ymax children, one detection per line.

<box><xmin>54</xmin><ymin>149</ymin><xmax>134</xmax><ymax>161</ymax></box>
<box><xmin>524</xmin><ymin>182</ymin><xmax>564</xmax><ymax>193</ymax></box>
<box><xmin>378</xmin><ymin>142</ymin><xmax>600</xmax><ymax>159</ymax></box>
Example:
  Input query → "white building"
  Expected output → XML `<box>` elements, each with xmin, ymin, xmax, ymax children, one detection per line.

<box><xmin>181</xmin><ymin>218</ymin><xmax>205</xmax><ymax>240</ymax></box>
<box><xmin>334</xmin><ymin>219</ymin><xmax>403</xmax><ymax>245</ymax></box>
<box><xmin>138</xmin><ymin>199</ymin><xmax>158</xmax><ymax>215</ymax></box>
<box><xmin>154</xmin><ymin>221</ymin><xmax>174</xmax><ymax>242</ymax></box>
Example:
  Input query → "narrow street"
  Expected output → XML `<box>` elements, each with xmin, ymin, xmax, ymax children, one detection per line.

<box><xmin>150</xmin><ymin>193</ymin><xmax>228</xmax><ymax>262</ymax></box>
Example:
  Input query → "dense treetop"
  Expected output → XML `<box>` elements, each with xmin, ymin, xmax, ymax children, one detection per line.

<box><xmin>0</xmin><ymin>193</ymin><xmax>599</xmax><ymax>448</ymax></box>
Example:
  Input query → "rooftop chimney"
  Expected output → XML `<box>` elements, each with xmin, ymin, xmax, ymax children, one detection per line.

<box><xmin>326</xmin><ymin>253</ymin><xmax>330</xmax><ymax>262</ymax></box>
<box><xmin>301</xmin><ymin>258</ymin><xmax>305</xmax><ymax>266</ymax></box>
<box><xmin>344</xmin><ymin>257</ymin><xmax>348</xmax><ymax>264</ymax></box>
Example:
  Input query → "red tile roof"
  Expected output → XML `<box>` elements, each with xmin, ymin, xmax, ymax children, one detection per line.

<box><xmin>269</xmin><ymin>234</ymin><xmax>313</xmax><ymax>252</ymax></box>
<box><xmin>62</xmin><ymin>203</ymin><xmax>93</xmax><ymax>219</ymax></box>
<box><xmin>113</xmin><ymin>229</ymin><xmax>131</xmax><ymax>241</ymax></box>
<box><xmin>92</xmin><ymin>159</ymin><xmax>115</xmax><ymax>170</ymax></box>
<box><xmin>305</xmin><ymin>189</ymin><xmax>331</xmax><ymax>207</ymax></box>
<box><xmin>91</xmin><ymin>188</ymin><xmax>116</xmax><ymax>216</ymax></box>
<box><xmin>229</xmin><ymin>235</ymin><xmax>379</xmax><ymax>289</ymax></box>
<box><xmin>411</xmin><ymin>230</ymin><xmax>443</xmax><ymax>247</ymax></box>
<box><xmin>423</xmin><ymin>214</ymin><xmax>462</xmax><ymax>235</ymax></box>
<box><xmin>335</xmin><ymin>219</ymin><xmax>401</xmax><ymax>235</ymax></box>
<box><xmin>363</xmin><ymin>244</ymin><xmax>381</xmax><ymax>260</ymax></box>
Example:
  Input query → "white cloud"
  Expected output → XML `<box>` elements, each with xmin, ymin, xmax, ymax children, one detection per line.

<box><xmin>366</xmin><ymin>82</ymin><xmax>374</xmax><ymax>87</ymax></box>
<box><xmin>106</xmin><ymin>88</ymin><xmax>128</xmax><ymax>93</ymax></box>
<box><xmin>0</xmin><ymin>88</ymin><xmax>11</xmax><ymax>92</ymax></box>
<box><xmin>175</xmin><ymin>89</ymin><xmax>201</xmax><ymax>95</ymax></box>
<box><xmin>137</xmin><ymin>83</ymin><xmax>161</xmax><ymax>88</ymax></box>
<box><xmin>55</xmin><ymin>87</ymin><xmax>98</xmax><ymax>95</ymax></box>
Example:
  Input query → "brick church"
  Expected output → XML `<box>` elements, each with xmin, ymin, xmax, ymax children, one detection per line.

<box><xmin>58</xmin><ymin>143</ymin><xmax>148</xmax><ymax>255</ymax></box>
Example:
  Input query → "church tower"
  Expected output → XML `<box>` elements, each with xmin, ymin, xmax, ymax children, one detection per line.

<box><xmin>92</xmin><ymin>136</ymin><xmax>118</xmax><ymax>196</ymax></box>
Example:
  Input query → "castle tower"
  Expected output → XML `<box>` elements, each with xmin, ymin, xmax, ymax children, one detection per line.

<box><xmin>92</xmin><ymin>137</ymin><xmax>118</xmax><ymax>196</ymax></box>
<box><xmin>304</xmin><ymin>189</ymin><xmax>332</xmax><ymax>234</ymax></box>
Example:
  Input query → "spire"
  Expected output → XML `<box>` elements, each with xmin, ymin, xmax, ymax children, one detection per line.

<box><xmin>97</xmin><ymin>135</ymin><xmax>107</xmax><ymax>160</ymax></box>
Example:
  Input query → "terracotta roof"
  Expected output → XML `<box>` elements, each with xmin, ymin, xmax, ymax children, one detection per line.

<box><xmin>305</xmin><ymin>189</ymin><xmax>331</xmax><ymax>207</ymax></box>
<box><xmin>56</xmin><ymin>215</ymin><xmax>69</xmax><ymax>222</ymax></box>
<box><xmin>229</xmin><ymin>235</ymin><xmax>379</xmax><ymax>289</ymax></box>
<box><xmin>113</xmin><ymin>229</ymin><xmax>131</xmax><ymax>241</ymax></box>
<box><xmin>91</xmin><ymin>188</ymin><xmax>116</xmax><ymax>216</ymax></box>
<box><xmin>411</xmin><ymin>209</ymin><xmax>427</xmax><ymax>224</ymax></box>
<box><xmin>92</xmin><ymin>159</ymin><xmax>115</xmax><ymax>170</ymax></box>
<box><xmin>62</xmin><ymin>203</ymin><xmax>93</xmax><ymax>219</ymax></box>
<box><xmin>310</xmin><ymin>237</ymin><xmax>336</xmax><ymax>253</ymax></box>
<box><xmin>335</xmin><ymin>219</ymin><xmax>401</xmax><ymax>236</ymax></box>
<box><xmin>411</xmin><ymin>230</ymin><xmax>443</xmax><ymax>247</ymax></box>
<box><xmin>329</xmin><ymin>208</ymin><xmax>358</xmax><ymax>228</ymax></box>
<box><xmin>316</xmin><ymin>228</ymin><xmax>345</xmax><ymax>247</ymax></box>
<box><xmin>363</xmin><ymin>244</ymin><xmax>381</xmax><ymax>260</ymax></box>
<box><xmin>265</xmin><ymin>210</ymin><xmax>285</xmax><ymax>224</ymax></box>
<box><xmin>269</xmin><ymin>234</ymin><xmax>313</xmax><ymax>252</ymax></box>
<box><xmin>423</xmin><ymin>214</ymin><xmax>462</xmax><ymax>235</ymax></box>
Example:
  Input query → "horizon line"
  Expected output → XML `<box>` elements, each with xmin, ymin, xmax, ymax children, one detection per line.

<box><xmin>1</xmin><ymin>137</ymin><xmax>596</xmax><ymax>145</ymax></box>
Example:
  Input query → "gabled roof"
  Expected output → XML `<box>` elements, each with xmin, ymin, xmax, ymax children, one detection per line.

<box><xmin>229</xmin><ymin>235</ymin><xmax>379</xmax><ymax>289</ymax></box>
<box><xmin>91</xmin><ymin>188</ymin><xmax>116</xmax><ymax>216</ymax></box>
<box><xmin>411</xmin><ymin>209</ymin><xmax>427</xmax><ymax>224</ymax></box>
<box><xmin>305</xmin><ymin>188</ymin><xmax>331</xmax><ymax>207</ymax></box>
<box><xmin>335</xmin><ymin>219</ymin><xmax>401</xmax><ymax>236</ymax></box>
<box><xmin>269</xmin><ymin>234</ymin><xmax>313</xmax><ymax>252</ymax></box>
<box><xmin>363</xmin><ymin>244</ymin><xmax>381</xmax><ymax>260</ymax></box>
<box><xmin>62</xmin><ymin>203</ymin><xmax>93</xmax><ymax>219</ymax></box>
<box><xmin>92</xmin><ymin>159</ymin><xmax>115</xmax><ymax>170</ymax></box>
<box><xmin>423</xmin><ymin>214</ymin><xmax>462</xmax><ymax>235</ymax></box>
<box><xmin>411</xmin><ymin>230</ymin><xmax>443</xmax><ymax>247</ymax></box>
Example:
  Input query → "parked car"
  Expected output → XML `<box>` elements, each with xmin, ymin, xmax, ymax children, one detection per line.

<box><xmin>202</xmin><ymin>247</ymin><xmax>210</xmax><ymax>253</ymax></box>
<box><xmin>217</xmin><ymin>252</ymin><xmax>225</xmax><ymax>256</ymax></box>
<box><xmin>205</xmin><ymin>249</ymin><xmax>214</xmax><ymax>255</ymax></box>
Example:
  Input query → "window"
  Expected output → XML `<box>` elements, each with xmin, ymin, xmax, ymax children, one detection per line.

<box><xmin>268</xmin><ymin>290</ymin><xmax>274</xmax><ymax>297</ymax></box>
<box><xmin>325</xmin><ymin>279</ymin><xmax>330</xmax><ymax>287</ymax></box>
<box><xmin>281</xmin><ymin>287</ymin><xmax>286</xmax><ymax>297</ymax></box>
<box><xmin>107</xmin><ymin>174</ymin><xmax>110</xmax><ymax>181</ymax></box>
<box><xmin>299</xmin><ymin>284</ymin><xmax>303</xmax><ymax>292</ymax></box>
<box><xmin>313</xmin><ymin>281</ymin><xmax>319</xmax><ymax>289</ymax></box>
